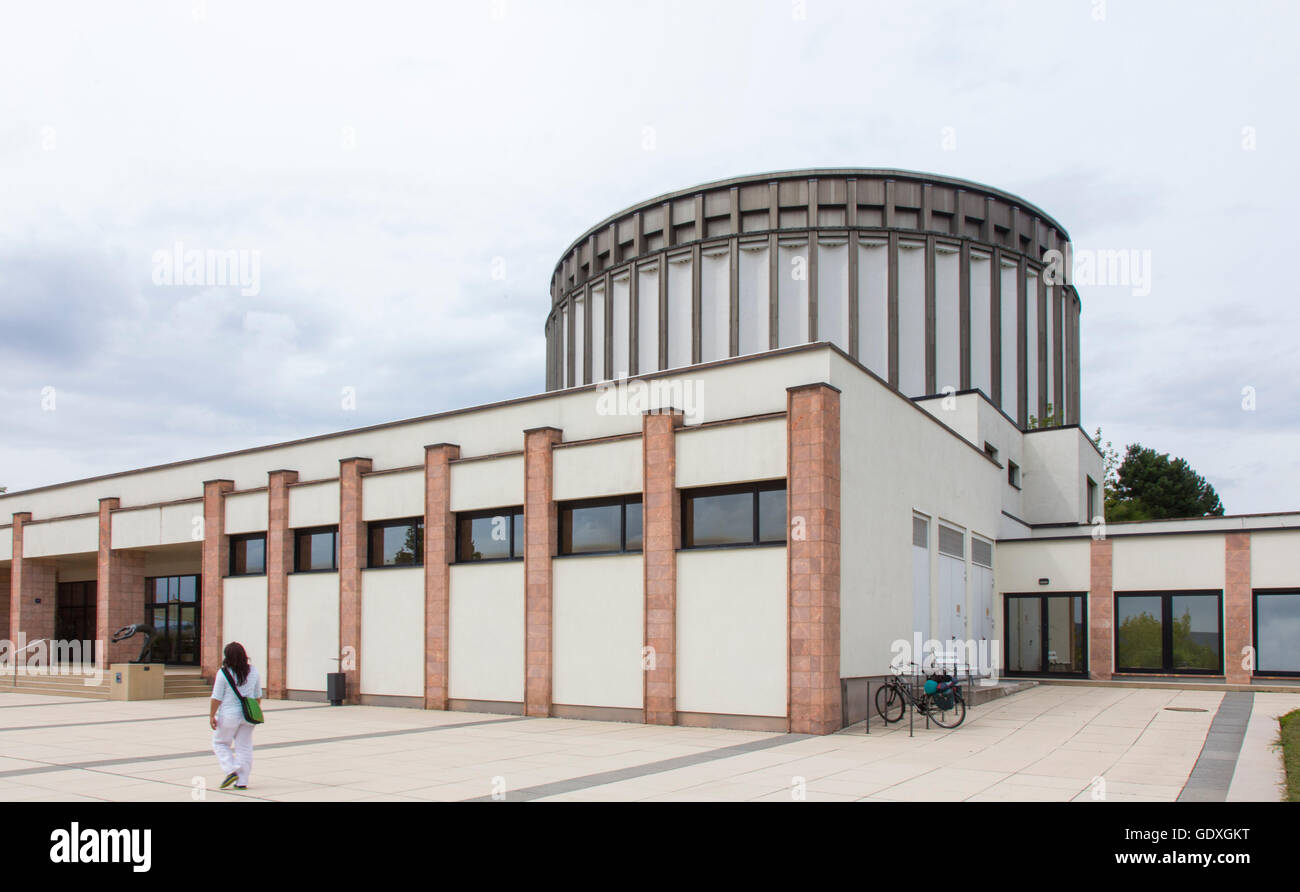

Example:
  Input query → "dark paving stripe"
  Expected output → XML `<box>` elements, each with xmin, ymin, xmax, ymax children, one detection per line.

<box><xmin>466</xmin><ymin>732</ymin><xmax>810</xmax><ymax>802</ymax></box>
<box><xmin>0</xmin><ymin>698</ymin><xmax>105</xmax><ymax>708</ymax></box>
<box><xmin>0</xmin><ymin>715</ymin><xmax>526</xmax><ymax>779</ymax></box>
<box><xmin>0</xmin><ymin>703</ymin><xmax>332</xmax><ymax>733</ymax></box>
<box><xmin>1178</xmin><ymin>691</ymin><xmax>1254</xmax><ymax>802</ymax></box>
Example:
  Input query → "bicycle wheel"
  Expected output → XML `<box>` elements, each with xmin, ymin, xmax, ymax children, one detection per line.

<box><xmin>925</xmin><ymin>692</ymin><xmax>966</xmax><ymax>729</ymax></box>
<box><xmin>875</xmin><ymin>682</ymin><xmax>905</xmax><ymax>724</ymax></box>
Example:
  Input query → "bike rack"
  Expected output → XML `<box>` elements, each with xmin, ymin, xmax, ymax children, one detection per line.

<box><xmin>867</xmin><ymin>663</ymin><xmax>978</xmax><ymax>737</ymax></box>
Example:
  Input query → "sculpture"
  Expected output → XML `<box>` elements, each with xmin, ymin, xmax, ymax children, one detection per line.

<box><xmin>111</xmin><ymin>623</ymin><xmax>159</xmax><ymax>664</ymax></box>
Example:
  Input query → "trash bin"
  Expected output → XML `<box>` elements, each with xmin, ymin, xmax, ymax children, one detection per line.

<box><xmin>326</xmin><ymin>672</ymin><xmax>346</xmax><ymax>706</ymax></box>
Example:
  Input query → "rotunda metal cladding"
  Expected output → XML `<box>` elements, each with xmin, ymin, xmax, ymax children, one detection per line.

<box><xmin>544</xmin><ymin>169</ymin><xmax>1081</xmax><ymax>429</ymax></box>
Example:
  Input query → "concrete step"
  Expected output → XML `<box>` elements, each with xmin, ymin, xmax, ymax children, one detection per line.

<box><xmin>969</xmin><ymin>679</ymin><xmax>1037</xmax><ymax>706</ymax></box>
<box><xmin>0</xmin><ymin>669</ymin><xmax>211</xmax><ymax>700</ymax></box>
<box><xmin>1</xmin><ymin>678</ymin><xmax>111</xmax><ymax>699</ymax></box>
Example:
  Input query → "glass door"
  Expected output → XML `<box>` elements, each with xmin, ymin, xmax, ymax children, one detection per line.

<box><xmin>1004</xmin><ymin>593</ymin><xmax>1088</xmax><ymax>677</ymax></box>
<box><xmin>145</xmin><ymin>575</ymin><xmax>201</xmax><ymax>664</ymax></box>
<box><xmin>55</xmin><ymin>581</ymin><xmax>97</xmax><ymax>665</ymax></box>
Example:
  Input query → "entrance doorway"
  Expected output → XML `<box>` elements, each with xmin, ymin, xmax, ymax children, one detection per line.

<box><xmin>144</xmin><ymin>574</ymin><xmax>201</xmax><ymax>665</ymax></box>
<box><xmin>1003</xmin><ymin>593</ymin><xmax>1088</xmax><ymax>676</ymax></box>
<box><xmin>55</xmin><ymin>581</ymin><xmax>97</xmax><ymax>664</ymax></box>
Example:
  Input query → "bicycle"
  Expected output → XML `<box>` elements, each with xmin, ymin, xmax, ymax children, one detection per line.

<box><xmin>875</xmin><ymin>662</ymin><xmax>966</xmax><ymax>729</ymax></box>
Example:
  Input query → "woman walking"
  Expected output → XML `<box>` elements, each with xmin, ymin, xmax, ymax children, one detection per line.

<box><xmin>210</xmin><ymin>641</ymin><xmax>261</xmax><ymax>790</ymax></box>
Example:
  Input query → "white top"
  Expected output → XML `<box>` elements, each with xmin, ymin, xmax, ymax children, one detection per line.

<box><xmin>211</xmin><ymin>665</ymin><xmax>262</xmax><ymax>720</ymax></box>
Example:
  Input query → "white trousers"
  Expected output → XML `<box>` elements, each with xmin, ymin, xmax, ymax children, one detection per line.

<box><xmin>213</xmin><ymin>714</ymin><xmax>255</xmax><ymax>786</ymax></box>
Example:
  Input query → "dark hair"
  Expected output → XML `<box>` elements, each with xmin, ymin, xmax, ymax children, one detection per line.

<box><xmin>223</xmin><ymin>642</ymin><xmax>250</xmax><ymax>686</ymax></box>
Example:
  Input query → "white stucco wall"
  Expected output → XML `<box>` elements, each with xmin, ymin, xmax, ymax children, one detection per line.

<box><xmin>676</xmin><ymin>547</ymin><xmax>787</xmax><ymax>717</ymax></box>
<box><xmin>0</xmin><ymin>349</ymin><xmax>832</xmax><ymax>522</ymax></box>
<box><xmin>1250</xmin><ymin>530</ymin><xmax>1300</xmax><ymax>589</ymax></box>
<box><xmin>223</xmin><ymin>575</ymin><xmax>268</xmax><ymax>675</ymax></box>
<box><xmin>916</xmin><ymin>392</ymin><xmax>980</xmax><ymax>448</ymax></box>
<box><xmin>676</xmin><ymin>418</ymin><xmax>786</xmax><ymax>489</ymax></box>
<box><xmin>830</xmin><ymin>352</ymin><xmax>1002</xmax><ymax>678</ymax></box>
<box><xmin>552</xmin><ymin>554</ymin><xmax>643</xmax><ymax>709</ymax></box>
<box><xmin>224</xmin><ymin>491</ymin><xmax>268</xmax><ymax>535</ymax></box>
<box><xmin>450</xmin><ymin>455</ymin><xmax>524</xmax><ymax>513</ymax></box>
<box><xmin>286</xmin><ymin>572</ymin><xmax>339</xmax><ymax>691</ymax></box>
<box><xmin>288</xmin><ymin>481</ymin><xmax>340</xmax><ymax>529</ymax></box>
<box><xmin>996</xmin><ymin>539</ymin><xmax>1090</xmax><ymax>593</ymax></box>
<box><xmin>1112</xmin><ymin>534</ymin><xmax>1226</xmax><ymax>591</ymax></box>
<box><xmin>23</xmin><ymin>515</ymin><xmax>98</xmax><ymax>557</ymax></box>
<box><xmin>360</xmin><ymin>566</ymin><xmax>424</xmax><ymax>697</ymax></box>
<box><xmin>448</xmin><ymin>561</ymin><xmax>524</xmax><ymax>703</ymax></box>
<box><xmin>553</xmin><ymin>438</ymin><xmax>642</xmax><ymax>502</ymax></box>
<box><xmin>362</xmin><ymin>470</ymin><xmax>424</xmax><ymax>522</ymax></box>
<box><xmin>1020</xmin><ymin>429</ymin><xmax>1082</xmax><ymax>526</ymax></box>
<box><xmin>111</xmin><ymin>502</ymin><xmax>205</xmax><ymax>549</ymax></box>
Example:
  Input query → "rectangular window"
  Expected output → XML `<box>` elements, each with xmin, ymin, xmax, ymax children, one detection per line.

<box><xmin>970</xmin><ymin>250</ymin><xmax>992</xmax><ymax>397</ymax></box>
<box><xmin>636</xmin><ymin>264</ymin><xmax>660</xmax><ymax>374</ymax></box>
<box><xmin>611</xmin><ymin>273</ymin><xmax>630</xmax><ymax>379</ymax></box>
<box><xmin>559</xmin><ymin>496</ymin><xmax>643</xmax><ymax>555</ymax></box>
<box><xmin>295</xmin><ymin>527</ymin><xmax>338</xmax><ymax>572</ymax></box>
<box><xmin>983</xmin><ymin>441</ymin><xmax>999</xmax><ymax>462</ymax></box>
<box><xmin>897</xmin><ymin>241</ymin><xmax>926</xmax><ymax>396</ymax></box>
<box><xmin>145</xmin><ymin>574</ymin><xmax>202</xmax><ymax>665</ymax></box>
<box><xmin>816</xmin><ymin>239</ymin><xmax>848</xmax><ymax>349</ymax></box>
<box><xmin>1000</xmin><ymin>260</ymin><xmax>1019</xmax><ymax>421</ymax></box>
<box><xmin>737</xmin><ymin>241</ymin><xmax>770</xmax><ymax>355</ymax></box>
<box><xmin>667</xmin><ymin>253</ymin><xmax>693</xmax><ymax>369</ymax></box>
<box><xmin>1004</xmin><ymin>593</ymin><xmax>1087</xmax><ymax>676</ymax></box>
<box><xmin>590</xmin><ymin>282</ymin><xmax>606</xmax><ymax>383</ymax></box>
<box><xmin>229</xmin><ymin>533</ymin><xmax>266</xmax><ymax>576</ymax></box>
<box><xmin>700</xmin><ymin>247</ymin><xmax>730</xmax><ymax>363</ymax></box>
<box><xmin>456</xmin><ymin>507</ymin><xmax>524</xmax><ymax>562</ymax></box>
<box><xmin>1008</xmin><ymin>460</ymin><xmax>1021</xmax><ymax>488</ymax></box>
<box><xmin>367</xmin><ymin>518</ymin><xmax>424</xmax><ymax>568</ymax></box>
<box><xmin>857</xmin><ymin>240</ymin><xmax>889</xmax><ymax>376</ymax></box>
<box><xmin>934</xmin><ymin>245</ymin><xmax>961</xmax><ymax>392</ymax></box>
<box><xmin>1086</xmin><ymin>476</ymin><xmax>1098</xmax><ymax>522</ymax></box>
<box><xmin>1116</xmin><ymin>591</ymin><xmax>1223</xmax><ymax>674</ymax></box>
<box><xmin>777</xmin><ymin>241</ymin><xmax>809</xmax><ymax>348</ymax></box>
<box><xmin>1026</xmin><ymin>270</ymin><xmax>1040</xmax><ymax>419</ymax></box>
<box><xmin>682</xmin><ymin>481</ymin><xmax>786</xmax><ymax>549</ymax></box>
<box><xmin>1254</xmin><ymin>590</ymin><xmax>1300</xmax><ymax>676</ymax></box>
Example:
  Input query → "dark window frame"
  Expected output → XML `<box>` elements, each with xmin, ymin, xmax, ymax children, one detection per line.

<box><xmin>1252</xmin><ymin>588</ymin><xmax>1300</xmax><ymax>678</ymax></box>
<box><xmin>294</xmin><ymin>525</ymin><xmax>339</xmax><ymax>573</ymax></box>
<box><xmin>557</xmin><ymin>494</ymin><xmax>643</xmax><ymax>557</ymax></box>
<box><xmin>1002</xmin><ymin>592</ymin><xmax>1089</xmax><ymax>678</ymax></box>
<box><xmin>680</xmin><ymin>480</ymin><xmax>787</xmax><ymax>550</ymax></box>
<box><xmin>1007</xmin><ymin>460</ymin><xmax>1021</xmax><ymax>489</ymax></box>
<box><xmin>1114</xmin><ymin>589</ymin><xmax>1224</xmax><ymax>676</ymax></box>
<box><xmin>144</xmin><ymin>573</ymin><xmax>202</xmax><ymax>665</ymax></box>
<box><xmin>366</xmin><ymin>517</ymin><xmax>425</xmax><ymax>569</ymax></box>
<box><xmin>228</xmin><ymin>532</ymin><xmax>267</xmax><ymax>577</ymax></box>
<box><xmin>455</xmin><ymin>506</ymin><xmax>524</xmax><ymax>563</ymax></box>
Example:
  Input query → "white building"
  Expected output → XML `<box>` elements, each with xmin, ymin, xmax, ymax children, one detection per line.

<box><xmin>3</xmin><ymin>170</ymin><xmax>1297</xmax><ymax>733</ymax></box>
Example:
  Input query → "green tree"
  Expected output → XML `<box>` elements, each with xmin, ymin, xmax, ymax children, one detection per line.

<box><xmin>1117</xmin><ymin>611</ymin><xmax>1162</xmax><ymax>668</ymax></box>
<box><xmin>1107</xmin><ymin>443</ymin><xmax>1224</xmax><ymax>521</ymax></box>
<box><xmin>1027</xmin><ymin>403</ymin><xmax>1064</xmax><ymax>429</ymax></box>
<box><xmin>1091</xmin><ymin>427</ymin><xmax>1121</xmax><ymax>507</ymax></box>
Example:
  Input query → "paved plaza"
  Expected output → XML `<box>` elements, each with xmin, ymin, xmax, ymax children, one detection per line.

<box><xmin>0</xmin><ymin>685</ymin><xmax>1292</xmax><ymax>802</ymax></box>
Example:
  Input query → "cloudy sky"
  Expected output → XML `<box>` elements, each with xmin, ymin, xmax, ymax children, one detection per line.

<box><xmin>1</xmin><ymin>0</ymin><xmax>1296</xmax><ymax>513</ymax></box>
